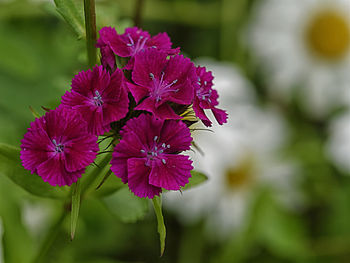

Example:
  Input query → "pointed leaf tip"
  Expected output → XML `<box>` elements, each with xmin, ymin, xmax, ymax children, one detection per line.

<box><xmin>152</xmin><ymin>195</ymin><xmax>166</xmax><ymax>256</ymax></box>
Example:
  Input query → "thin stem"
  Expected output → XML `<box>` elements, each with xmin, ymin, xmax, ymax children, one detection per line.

<box><xmin>84</xmin><ymin>0</ymin><xmax>97</xmax><ymax>68</ymax></box>
<box><xmin>133</xmin><ymin>0</ymin><xmax>145</xmax><ymax>27</ymax></box>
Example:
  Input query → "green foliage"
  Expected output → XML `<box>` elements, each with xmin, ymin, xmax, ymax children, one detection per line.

<box><xmin>53</xmin><ymin>0</ymin><xmax>85</xmax><ymax>38</ymax></box>
<box><xmin>0</xmin><ymin>179</ymin><xmax>34</xmax><ymax>263</ymax></box>
<box><xmin>254</xmin><ymin>191</ymin><xmax>310</xmax><ymax>261</ymax></box>
<box><xmin>182</xmin><ymin>170</ymin><xmax>208</xmax><ymax>191</ymax></box>
<box><xmin>152</xmin><ymin>195</ymin><xmax>166</xmax><ymax>256</ymax></box>
<box><xmin>90</xmin><ymin>170</ymin><xmax>124</xmax><ymax>198</ymax></box>
<box><xmin>0</xmin><ymin>143</ymin><xmax>68</xmax><ymax>199</ymax></box>
<box><xmin>71</xmin><ymin>180</ymin><xmax>81</xmax><ymax>240</ymax></box>
<box><xmin>103</xmin><ymin>187</ymin><xmax>149</xmax><ymax>223</ymax></box>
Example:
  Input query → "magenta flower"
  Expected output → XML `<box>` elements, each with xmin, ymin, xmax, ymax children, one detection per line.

<box><xmin>20</xmin><ymin>108</ymin><xmax>99</xmax><ymax>187</ymax></box>
<box><xmin>110</xmin><ymin>114</ymin><xmax>193</xmax><ymax>198</ymax></box>
<box><xmin>128</xmin><ymin>48</ymin><xmax>196</xmax><ymax>119</ymax></box>
<box><xmin>97</xmin><ymin>26</ymin><xmax>179</xmax><ymax>69</ymax></box>
<box><xmin>96</xmin><ymin>27</ymin><xmax>117</xmax><ymax>71</ymax></box>
<box><xmin>193</xmin><ymin>66</ymin><xmax>228</xmax><ymax>127</ymax></box>
<box><xmin>61</xmin><ymin>65</ymin><xmax>129</xmax><ymax>136</ymax></box>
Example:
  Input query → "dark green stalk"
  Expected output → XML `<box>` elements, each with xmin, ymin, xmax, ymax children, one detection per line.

<box><xmin>133</xmin><ymin>0</ymin><xmax>145</xmax><ymax>27</ymax></box>
<box><xmin>83</xmin><ymin>0</ymin><xmax>97</xmax><ymax>67</ymax></box>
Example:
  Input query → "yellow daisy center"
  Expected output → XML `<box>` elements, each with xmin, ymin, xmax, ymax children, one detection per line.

<box><xmin>225</xmin><ymin>157</ymin><xmax>254</xmax><ymax>190</ymax></box>
<box><xmin>305</xmin><ymin>9</ymin><xmax>350</xmax><ymax>60</ymax></box>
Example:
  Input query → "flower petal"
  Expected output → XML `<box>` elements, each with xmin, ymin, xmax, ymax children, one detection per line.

<box><xmin>111</xmin><ymin>133</ymin><xmax>145</xmax><ymax>183</ymax></box>
<box><xmin>127</xmin><ymin>82</ymin><xmax>149</xmax><ymax>103</ymax></box>
<box><xmin>212</xmin><ymin>108</ymin><xmax>228</xmax><ymax>125</ymax></box>
<box><xmin>127</xmin><ymin>157</ymin><xmax>162</xmax><ymax>198</ymax></box>
<box><xmin>164</xmin><ymin>55</ymin><xmax>195</xmax><ymax>105</ymax></box>
<box><xmin>121</xmin><ymin>114</ymin><xmax>163</xmax><ymax>147</ymax></box>
<box><xmin>61</xmin><ymin>90</ymin><xmax>91</xmax><ymax>108</ymax></box>
<box><xmin>192</xmin><ymin>98</ymin><xmax>212</xmax><ymax>127</ymax></box>
<box><xmin>149</xmin><ymin>154</ymin><xmax>193</xmax><ymax>190</ymax></box>
<box><xmin>64</xmin><ymin>135</ymin><xmax>98</xmax><ymax>172</ymax></box>
<box><xmin>37</xmin><ymin>155</ymin><xmax>83</xmax><ymax>187</ymax></box>
<box><xmin>160</xmin><ymin>120</ymin><xmax>192</xmax><ymax>152</ymax></box>
<box><xmin>132</xmin><ymin>49</ymin><xmax>168</xmax><ymax>88</ymax></box>
<box><xmin>135</xmin><ymin>97</ymin><xmax>180</xmax><ymax>120</ymax></box>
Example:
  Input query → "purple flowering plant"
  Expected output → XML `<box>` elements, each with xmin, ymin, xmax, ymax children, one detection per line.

<box><xmin>17</xmin><ymin>23</ymin><xmax>227</xmax><ymax>254</ymax></box>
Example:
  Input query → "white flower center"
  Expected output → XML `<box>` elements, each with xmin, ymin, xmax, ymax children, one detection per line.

<box><xmin>52</xmin><ymin>139</ymin><xmax>64</xmax><ymax>153</ymax></box>
<box><xmin>93</xmin><ymin>90</ymin><xmax>104</xmax><ymax>107</ymax></box>
<box><xmin>141</xmin><ymin>136</ymin><xmax>170</xmax><ymax>166</ymax></box>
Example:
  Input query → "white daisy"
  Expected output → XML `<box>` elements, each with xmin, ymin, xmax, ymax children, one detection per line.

<box><xmin>164</xmin><ymin>61</ymin><xmax>299</xmax><ymax>239</ymax></box>
<box><xmin>248</xmin><ymin>0</ymin><xmax>350</xmax><ymax>118</ymax></box>
<box><xmin>327</xmin><ymin>111</ymin><xmax>350</xmax><ymax>174</ymax></box>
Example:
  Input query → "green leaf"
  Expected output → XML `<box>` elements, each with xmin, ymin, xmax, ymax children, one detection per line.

<box><xmin>71</xmin><ymin>179</ymin><xmax>81</xmax><ymax>240</ymax></box>
<box><xmin>0</xmin><ymin>143</ymin><xmax>67</xmax><ymax>199</ymax></box>
<box><xmin>29</xmin><ymin>106</ymin><xmax>41</xmax><ymax>118</ymax></box>
<box><xmin>254</xmin><ymin>192</ymin><xmax>310</xmax><ymax>260</ymax></box>
<box><xmin>152</xmin><ymin>195</ymin><xmax>166</xmax><ymax>256</ymax></box>
<box><xmin>182</xmin><ymin>170</ymin><xmax>208</xmax><ymax>191</ymax></box>
<box><xmin>90</xmin><ymin>170</ymin><xmax>124</xmax><ymax>198</ymax></box>
<box><xmin>53</xmin><ymin>0</ymin><xmax>85</xmax><ymax>38</ymax></box>
<box><xmin>103</xmin><ymin>187</ymin><xmax>149</xmax><ymax>223</ymax></box>
<box><xmin>0</xmin><ymin>177</ymin><xmax>35</xmax><ymax>263</ymax></box>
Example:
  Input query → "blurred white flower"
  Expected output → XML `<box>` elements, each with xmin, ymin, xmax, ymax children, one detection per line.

<box><xmin>248</xmin><ymin>0</ymin><xmax>350</xmax><ymax>117</ymax></box>
<box><xmin>164</xmin><ymin>61</ymin><xmax>299</xmax><ymax>239</ymax></box>
<box><xmin>327</xmin><ymin>111</ymin><xmax>350</xmax><ymax>173</ymax></box>
<box><xmin>21</xmin><ymin>201</ymin><xmax>52</xmax><ymax>240</ymax></box>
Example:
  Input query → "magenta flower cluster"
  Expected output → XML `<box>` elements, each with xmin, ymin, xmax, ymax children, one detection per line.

<box><xmin>20</xmin><ymin>26</ymin><xmax>227</xmax><ymax>198</ymax></box>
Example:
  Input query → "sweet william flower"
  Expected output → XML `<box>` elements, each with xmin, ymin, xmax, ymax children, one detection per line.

<box><xmin>61</xmin><ymin>65</ymin><xmax>129</xmax><ymax>136</ymax></box>
<box><xmin>128</xmin><ymin>48</ymin><xmax>196</xmax><ymax>119</ymax></box>
<box><xmin>193</xmin><ymin>66</ymin><xmax>227</xmax><ymax>127</ymax></box>
<box><xmin>20</xmin><ymin>108</ymin><xmax>99</xmax><ymax>187</ymax></box>
<box><xmin>96</xmin><ymin>27</ymin><xmax>117</xmax><ymax>71</ymax></box>
<box><xmin>97</xmin><ymin>26</ymin><xmax>179</xmax><ymax>70</ymax></box>
<box><xmin>110</xmin><ymin>113</ymin><xmax>193</xmax><ymax>198</ymax></box>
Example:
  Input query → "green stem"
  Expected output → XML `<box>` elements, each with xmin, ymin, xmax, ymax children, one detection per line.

<box><xmin>133</xmin><ymin>0</ymin><xmax>145</xmax><ymax>27</ymax></box>
<box><xmin>83</xmin><ymin>0</ymin><xmax>97</xmax><ymax>67</ymax></box>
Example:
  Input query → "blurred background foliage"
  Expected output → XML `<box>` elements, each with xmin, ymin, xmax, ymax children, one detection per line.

<box><xmin>1</xmin><ymin>0</ymin><xmax>350</xmax><ymax>262</ymax></box>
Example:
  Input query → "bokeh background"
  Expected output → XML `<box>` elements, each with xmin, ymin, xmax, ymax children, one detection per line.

<box><xmin>1</xmin><ymin>0</ymin><xmax>350</xmax><ymax>262</ymax></box>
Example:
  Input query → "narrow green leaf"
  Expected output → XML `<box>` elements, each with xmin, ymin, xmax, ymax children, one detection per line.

<box><xmin>0</xmin><ymin>179</ymin><xmax>34</xmax><ymax>263</ymax></box>
<box><xmin>182</xmin><ymin>170</ymin><xmax>208</xmax><ymax>191</ymax></box>
<box><xmin>152</xmin><ymin>195</ymin><xmax>166</xmax><ymax>256</ymax></box>
<box><xmin>0</xmin><ymin>143</ymin><xmax>67</xmax><ymax>199</ymax></box>
<box><xmin>103</xmin><ymin>187</ymin><xmax>149</xmax><ymax>223</ymax></box>
<box><xmin>29</xmin><ymin>106</ymin><xmax>40</xmax><ymax>118</ymax></box>
<box><xmin>90</xmin><ymin>169</ymin><xmax>124</xmax><ymax>198</ymax></box>
<box><xmin>53</xmin><ymin>0</ymin><xmax>85</xmax><ymax>38</ymax></box>
<box><xmin>71</xmin><ymin>179</ymin><xmax>81</xmax><ymax>240</ymax></box>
